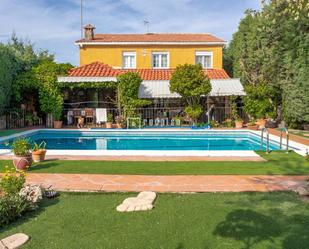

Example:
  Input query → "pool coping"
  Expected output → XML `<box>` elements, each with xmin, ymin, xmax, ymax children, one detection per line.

<box><xmin>0</xmin><ymin>128</ymin><xmax>307</xmax><ymax>157</ymax></box>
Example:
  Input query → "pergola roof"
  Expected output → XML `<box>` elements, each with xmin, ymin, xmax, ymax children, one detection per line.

<box><xmin>138</xmin><ymin>79</ymin><xmax>245</xmax><ymax>98</ymax></box>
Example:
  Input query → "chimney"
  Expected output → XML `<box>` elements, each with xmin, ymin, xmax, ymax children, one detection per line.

<box><xmin>84</xmin><ymin>24</ymin><xmax>95</xmax><ymax>40</ymax></box>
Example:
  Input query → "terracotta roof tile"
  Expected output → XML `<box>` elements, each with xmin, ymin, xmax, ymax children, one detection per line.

<box><xmin>68</xmin><ymin>62</ymin><xmax>229</xmax><ymax>80</ymax></box>
<box><xmin>76</xmin><ymin>33</ymin><xmax>225</xmax><ymax>43</ymax></box>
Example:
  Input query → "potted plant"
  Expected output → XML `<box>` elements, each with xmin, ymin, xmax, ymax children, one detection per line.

<box><xmin>53</xmin><ymin>109</ymin><xmax>63</xmax><ymax>129</ymax></box>
<box><xmin>184</xmin><ymin>105</ymin><xmax>203</xmax><ymax>125</ymax></box>
<box><xmin>106</xmin><ymin>113</ymin><xmax>113</xmax><ymax>129</ymax></box>
<box><xmin>235</xmin><ymin>117</ymin><xmax>244</xmax><ymax>129</ymax></box>
<box><xmin>255</xmin><ymin>116</ymin><xmax>267</xmax><ymax>129</ymax></box>
<box><xmin>115</xmin><ymin>115</ymin><xmax>124</xmax><ymax>129</ymax></box>
<box><xmin>12</xmin><ymin>138</ymin><xmax>32</xmax><ymax>171</ymax></box>
<box><xmin>247</xmin><ymin>119</ymin><xmax>259</xmax><ymax>130</ymax></box>
<box><xmin>32</xmin><ymin>141</ymin><xmax>47</xmax><ymax>162</ymax></box>
<box><xmin>223</xmin><ymin>118</ymin><xmax>233</xmax><ymax>128</ymax></box>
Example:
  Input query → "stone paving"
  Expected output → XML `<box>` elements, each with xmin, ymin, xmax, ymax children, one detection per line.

<box><xmin>19</xmin><ymin>173</ymin><xmax>308</xmax><ymax>193</ymax></box>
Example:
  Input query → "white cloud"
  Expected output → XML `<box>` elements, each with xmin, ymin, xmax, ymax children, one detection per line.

<box><xmin>0</xmin><ymin>0</ymin><xmax>260</xmax><ymax>65</ymax></box>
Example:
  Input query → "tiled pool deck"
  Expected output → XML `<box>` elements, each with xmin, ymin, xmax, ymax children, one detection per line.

<box><xmin>15</xmin><ymin>174</ymin><xmax>308</xmax><ymax>193</ymax></box>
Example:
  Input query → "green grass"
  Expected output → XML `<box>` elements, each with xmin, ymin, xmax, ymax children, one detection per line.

<box><xmin>1</xmin><ymin>151</ymin><xmax>308</xmax><ymax>175</ymax></box>
<box><xmin>0</xmin><ymin>129</ymin><xmax>24</xmax><ymax>137</ymax></box>
<box><xmin>1</xmin><ymin>192</ymin><xmax>308</xmax><ymax>249</ymax></box>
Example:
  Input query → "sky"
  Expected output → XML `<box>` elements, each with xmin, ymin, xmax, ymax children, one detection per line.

<box><xmin>0</xmin><ymin>0</ymin><xmax>261</xmax><ymax>66</ymax></box>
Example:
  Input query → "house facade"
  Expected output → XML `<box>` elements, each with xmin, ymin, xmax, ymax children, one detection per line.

<box><xmin>58</xmin><ymin>24</ymin><xmax>245</xmax><ymax>125</ymax></box>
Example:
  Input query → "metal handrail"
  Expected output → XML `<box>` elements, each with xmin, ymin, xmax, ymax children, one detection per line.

<box><xmin>279</xmin><ymin>127</ymin><xmax>289</xmax><ymax>153</ymax></box>
<box><xmin>261</xmin><ymin>128</ymin><xmax>270</xmax><ymax>154</ymax></box>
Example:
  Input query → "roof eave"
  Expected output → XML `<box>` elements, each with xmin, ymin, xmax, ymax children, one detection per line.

<box><xmin>74</xmin><ymin>41</ymin><xmax>227</xmax><ymax>47</ymax></box>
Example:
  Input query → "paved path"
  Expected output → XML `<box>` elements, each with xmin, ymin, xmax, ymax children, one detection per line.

<box><xmin>21</xmin><ymin>173</ymin><xmax>308</xmax><ymax>193</ymax></box>
<box><xmin>269</xmin><ymin>128</ymin><xmax>309</xmax><ymax>146</ymax></box>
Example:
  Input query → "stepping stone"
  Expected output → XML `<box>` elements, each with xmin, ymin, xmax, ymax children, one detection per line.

<box><xmin>116</xmin><ymin>191</ymin><xmax>156</xmax><ymax>212</ymax></box>
<box><xmin>295</xmin><ymin>186</ymin><xmax>309</xmax><ymax>196</ymax></box>
<box><xmin>0</xmin><ymin>233</ymin><xmax>29</xmax><ymax>249</ymax></box>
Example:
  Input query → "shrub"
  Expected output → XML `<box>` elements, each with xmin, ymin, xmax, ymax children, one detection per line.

<box><xmin>11</xmin><ymin>138</ymin><xmax>31</xmax><ymax>156</ymax></box>
<box><xmin>185</xmin><ymin>105</ymin><xmax>203</xmax><ymax>123</ymax></box>
<box><xmin>0</xmin><ymin>166</ymin><xmax>26</xmax><ymax>195</ymax></box>
<box><xmin>223</xmin><ymin>119</ymin><xmax>234</xmax><ymax>128</ymax></box>
<box><xmin>244</xmin><ymin>84</ymin><xmax>276</xmax><ymax>119</ymax></box>
<box><xmin>0</xmin><ymin>194</ymin><xmax>28</xmax><ymax>228</ymax></box>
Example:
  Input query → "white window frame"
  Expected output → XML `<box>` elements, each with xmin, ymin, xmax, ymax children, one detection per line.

<box><xmin>122</xmin><ymin>51</ymin><xmax>136</xmax><ymax>69</ymax></box>
<box><xmin>195</xmin><ymin>51</ymin><xmax>213</xmax><ymax>69</ymax></box>
<box><xmin>152</xmin><ymin>52</ymin><xmax>169</xmax><ymax>69</ymax></box>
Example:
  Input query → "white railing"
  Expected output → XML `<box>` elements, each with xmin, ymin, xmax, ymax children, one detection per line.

<box><xmin>279</xmin><ymin>127</ymin><xmax>289</xmax><ymax>153</ymax></box>
<box><xmin>260</xmin><ymin>128</ymin><xmax>270</xmax><ymax>153</ymax></box>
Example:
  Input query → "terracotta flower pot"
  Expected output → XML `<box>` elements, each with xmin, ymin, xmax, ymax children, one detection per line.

<box><xmin>235</xmin><ymin>120</ymin><xmax>244</xmax><ymax>129</ymax></box>
<box><xmin>13</xmin><ymin>154</ymin><xmax>32</xmax><ymax>171</ymax></box>
<box><xmin>106</xmin><ymin>122</ymin><xmax>113</xmax><ymax>129</ymax></box>
<box><xmin>247</xmin><ymin>124</ymin><xmax>259</xmax><ymax>130</ymax></box>
<box><xmin>256</xmin><ymin>119</ymin><xmax>267</xmax><ymax>129</ymax></box>
<box><xmin>53</xmin><ymin>121</ymin><xmax>63</xmax><ymax>129</ymax></box>
<box><xmin>32</xmin><ymin>149</ymin><xmax>47</xmax><ymax>162</ymax></box>
<box><xmin>116</xmin><ymin>123</ymin><xmax>123</xmax><ymax>129</ymax></box>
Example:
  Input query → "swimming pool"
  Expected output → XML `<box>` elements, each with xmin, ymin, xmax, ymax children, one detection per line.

<box><xmin>0</xmin><ymin>130</ymin><xmax>283</xmax><ymax>151</ymax></box>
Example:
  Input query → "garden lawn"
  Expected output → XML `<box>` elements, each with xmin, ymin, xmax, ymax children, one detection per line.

<box><xmin>1</xmin><ymin>192</ymin><xmax>308</xmax><ymax>249</ymax></box>
<box><xmin>0</xmin><ymin>151</ymin><xmax>309</xmax><ymax>175</ymax></box>
<box><xmin>0</xmin><ymin>129</ymin><xmax>23</xmax><ymax>137</ymax></box>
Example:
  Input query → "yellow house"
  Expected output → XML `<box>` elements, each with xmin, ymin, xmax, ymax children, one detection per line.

<box><xmin>75</xmin><ymin>24</ymin><xmax>225</xmax><ymax>69</ymax></box>
<box><xmin>58</xmin><ymin>24</ymin><xmax>245</xmax><ymax>125</ymax></box>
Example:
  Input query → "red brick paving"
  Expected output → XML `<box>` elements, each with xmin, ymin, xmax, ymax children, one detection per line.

<box><xmin>11</xmin><ymin>173</ymin><xmax>308</xmax><ymax>193</ymax></box>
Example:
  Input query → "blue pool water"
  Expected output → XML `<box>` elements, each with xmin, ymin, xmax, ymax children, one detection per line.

<box><xmin>0</xmin><ymin>130</ymin><xmax>283</xmax><ymax>151</ymax></box>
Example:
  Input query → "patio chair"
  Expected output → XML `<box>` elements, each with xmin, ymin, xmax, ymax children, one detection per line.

<box><xmin>149</xmin><ymin>119</ymin><xmax>153</xmax><ymax>126</ymax></box>
<box><xmin>67</xmin><ymin>110</ymin><xmax>73</xmax><ymax>125</ymax></box>
<box><xmin>143</xmin><ymin>119</ymin><xmax>148</xmax><ymax>126</ymax></box>
<box><xmin>73</xmin><ymin>109</ymin><xmax>81</xmax><ymax>125</ymax></box>
<box><xmin>85</xmin><ymin>108</ymin><xmax>94</xmax><ymax>126</ymax></box>
<box><xmin>95</xmin><ymin>108</ymin><xmax>107</xmax><ymax>126</ymax></box>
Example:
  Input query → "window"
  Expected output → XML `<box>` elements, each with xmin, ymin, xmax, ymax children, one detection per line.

<box><xmin>195</xmin><ymin>51</ymin><xmax>213</xmax><ymax>69</ymax></box>
<box><xmin>122</xmin><ymin>52</ymin><xmax>136</xmax><ymax>69</ymax></box>
<box><xmin>152</xmin><ymin>52</ymin><xmax>169</xmax><ymax>68</ymax></box>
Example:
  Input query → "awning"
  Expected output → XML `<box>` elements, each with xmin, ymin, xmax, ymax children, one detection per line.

<box><xmin>57</xmin><ymin>77</ymin><xmax>245</xmax><ymax>98</ymax></box>
<box><xmin>138</xmin><ymin>79</ymin><xmax>245</xmax><ymax>98</ymax></box>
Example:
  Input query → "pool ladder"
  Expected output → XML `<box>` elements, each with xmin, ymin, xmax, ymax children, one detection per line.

<box><xmin>260</xmin><ymin>127</ymin><xmax>289</xmax><ymax>153</ymax></box>
<box><xmin>279</xmin><ymin>127</ymin><xmax>289</xmax><ymax>153</ymax></box>
<box><xmin>260</xmin><ymin>128</ymin><xmax>270</xmax><ymax>153</ymax></box>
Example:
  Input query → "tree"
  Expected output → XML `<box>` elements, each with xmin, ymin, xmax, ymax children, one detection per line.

<box><xmin>116</xmin><ymin>72</ymin><xmax>150</xmax><ymax>119</ymax></box>
<box><xmin>170</xmin><ymin>64</ymin><xmax>211</xmax><ymax>122</ymax></box>
<box><xmin>0</xmin><ymin>44</ymin><xmax>18</xmax><ymax>114</ymax></box>
<box><xmin>227</xmin><ymin>0</ymin><xmax>309</xmax><ymax>127</ymax></box>
<box><xmin>34</xmin><ymin>61</ymin><xmax>72</xmax><ymax>120</ymax></box>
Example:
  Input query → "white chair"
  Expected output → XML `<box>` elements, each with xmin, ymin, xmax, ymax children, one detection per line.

<box><xmin>160</xmin><ymin>118</ymin><xmax>165</xmax><ymax>126</ymax></box>
<box><xmin>155</xmin><ymin>117</ymin><xmax>160</xmax><ymax>126</ymax></box>
<box><xmin>95</xmin><ymin>108</ymin><xmax>107</xmax><ymax>125</ymax></box>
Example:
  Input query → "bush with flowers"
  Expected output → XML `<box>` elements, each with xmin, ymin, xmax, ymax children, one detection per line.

<box><xmin>0</xmin><ymin>166</ymin><xmax>26</xmax><ymax>195</ymax></box>
<box><xmin>0</xmin><ymin>166</ymin><xmax>42</xmax><ymax>227</ymax></box>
